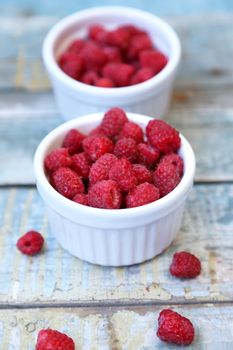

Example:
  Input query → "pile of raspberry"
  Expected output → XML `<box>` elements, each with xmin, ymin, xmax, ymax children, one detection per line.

<box><xmin>44</xmin><ymin>107</ymin><xmax>183</xmax><ymax>209</ymax></box>
<box><xmin>58</xmin><ymin>24</ymin><xmax>167</xmax><ymax>87</ymax></box>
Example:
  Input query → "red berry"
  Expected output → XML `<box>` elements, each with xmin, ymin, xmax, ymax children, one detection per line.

<box><xmin>101</xmin><ymin>108</ymin><xmax>128</xmax><ymax>138</ymax></box>
<box><xmin>59</xmin><ymin>52</ymin><xmax>83</xmax><ymax>79</ymax></box>
<box><xmin>137</xmin><ymin>143</ymin><xmax>160</xmax><ymax>169</ymax></box>
<box><xmin>114</xmin><ymin>137</ymin><xmax>138</xmax><ymax>163</ymax></box>
<box><xmin>88</xmin><ymin>24</ymin><xmax>107</xmax><ymax>44</ymax></box>
<box><xmin>119</xmin><ymin>121</ymin><xmax>144</xmax><ymax>143</ymax></box>
<box><xmin>89</xmin><ymin>153</ymin><xmax>118</xmax><ymax>185</ymax></box>
<box><xmin>95</xmin><ymin>77</ymin><xmax>114</xmax><ymax>87</ymax></box>
<box><xmin>44</xmin><ymin>148</ymin><xmax>72</xmax><ymax>174</ymax></box>
<box><xmin>102</xmin><ymin>63</ymin><xmax>134</xmax><ymax>87</ymax></box>
<box><xmin>81</xmin><ymin>70</ymin><xmax>99</xmax><ymax>85</ymax></box>
<box><xmin>103</xmin><ymin>46</ymin><xmax>122</xmax><ymax>63</ymax></box>
<box><xmin>139</xmin><ymin>49</ymin><xmax>168</xmax><ymax>74</ymax></box>
<box><xmin>73</xmin><ymin>193</ymin><xmax>89</xmax><ymax>206</ymax></box>
<box><xmin>51</xmin><ymin>167</ymin><xmax>84</xmax><ymax>199</ymax></box>
<box><xmin>126</xmin><ymin>182</ymin><xmax>160</xmax><ymax>208</ymax></box>
<box><xmin>36</xmin><ymin>329</ymin><xmax>75</xmax><ymax>350</ymax></box>
<box><xmin>146</xmin><ymin>120</ymin><xmax>181</xmax><ymax>154</ymax></box>
<box><xmin>120</xmin><ymin>25</ymin><xmax>145</xmax><ymax>37</ymax></box>
<box><xmin>130</xmin><ymin>67</ymin><xmax>155</xmax><ymax>85</ymax></box>
<box><xmin>157</xmin><ymin>309</ymin><xmax>195</xmax><ymax>346</ymax></box>
<box><xmin>67</xmin><ymin>39</ymin><xmax>85</xmax><ymax>54</ymax></box>
<box><xmin>82</xmin><ymin>135</ymin><xmax>113</xmax><ymax>162</ymax></box>
<box><xmin>133</xmin><ymin>164</ymin><xmax>153</xmax><ymax>184</ymax></box>
<box><xmin>127</xmin><ymin>33</ymin><xmax>153</xmax><ymax>59</ymax></box>
<box><xmin>62</xmin><ymin>129</ymin><xmax>85</xmax><ymax>155</ymax></box>
<box><xmin>17</xmin><ymin>231</ymin><xmax>44</xmax><ymax>256</ymax></box>
<box><xmin>80</xmin><ymin>41</ymin><xmax>107</xmax><ymax>71</ymax></box>
<box><xmin>109</xmin><ymin>158</ymin><xmax>137</xmax><ymax>192</ymax></box>
<box><xmin>170</xmin><ymin>251</ymin><xmax>201</xmax><ymax>278</ymax></box>
<box><xmin>71</xmin><ymin>152</ymin><xmax>91</xmax><ymax>178</ymax></box>
<box><xmin>88</xmin><ymin>125</ymin><xmax>105</xmax><ymax>137</ymax></box>
<box><xmin>153</xmin><ymin>162</ymin><xmax>181</xmax><ymax>197</ymax></box>
<box><xmin>88</xmin><ymin>180</ymin><xmax>122</xmax><ymax>209</ymax></box>
<box><xmin>106</xmin><ymin>27</ymin><xmax>131</xmax><ymax>50</ymax></box>
<box><xmin>159</xmin><ymin>153</ymin><xmax>184</xmax><ymax>176</ymax></box>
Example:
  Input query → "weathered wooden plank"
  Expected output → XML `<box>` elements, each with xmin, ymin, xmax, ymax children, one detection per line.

<box><xmin>0</xmin><ymin>185</ymin><xmax>232</xmax><ymax>305</ymax></box>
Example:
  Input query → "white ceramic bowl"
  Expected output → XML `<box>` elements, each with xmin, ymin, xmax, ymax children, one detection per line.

<box><xmin>34</xmin><ymin>112</ymin><xmax>195</xmax><ymax>266</ymax></box>
<box><xmin>42</xmin><ymin>6</ymin><xmax>181</xmax><ymax>120</ymax></box>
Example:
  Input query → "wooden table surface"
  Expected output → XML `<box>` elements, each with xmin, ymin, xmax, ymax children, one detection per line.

<box><xmin>1</xmin><ymin>1</ymin><xmax>233</xmax><ymax>349</ymax></box>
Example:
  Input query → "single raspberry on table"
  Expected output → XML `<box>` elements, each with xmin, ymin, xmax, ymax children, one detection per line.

<box><xmin>71</xmin><ymin>152</ymin><xmax>91</xmax><ymax>178</ymax></box>
<box><xmin>109</xmin><ymin>158</ymin><xmax>137</xmax><ymax>192</ymax></box>
<box><xmin>82</xmin><ymin>135</ymin><xmax>113</xmax><ymax>162</ymax></box>
<box><xmin>137</xmin><ymin>143</ymin><xmax>160</xmax><ymax>169</ymax></box>
<box><xmin>126</xmin><ymin>182</ymin><xmax>160</xmax><ymax>208</ymax></box>
<box><xmin>103</xmin><ymin>46</ymin><xmax>122</xmax><ymax>63</ymax></box>
<box><xmin>80</xmin><ymin>70</ymin><xmax>99</xmax><ymax>85</ymax></box>
<box><xmin>130</xmin><ymin>67</ymin><xmax>155</xmax><ymax>85</ymax></box>
<box><xmin>102</xmin><ymin>62</ymin><xmax>134</xmax><ymax>87</ymax></box>
<box><xmin>157</xmin><ymin>309</ymin><xmax>195</xmax><ymax>345</ymax></box>
<box><xmin>159</xmin><ymin>153</ymin><xmax>184</xmax><ymax>176</ymax></box>
<box><xmin>95</xmin><ymin>77</ymin><xmax>115</xmax><ymax>87</ymax></box>
<box><xmin>44</xmin><ymin>148</ymin><xmax>72</xmax><ymax>174</ymax></box>
<box><xmin>36</xmin><ymin>329</ymin><xmax>75</xmax><ymax>350</ymax></box>
<box><xmin>88</xmin><ymin>180</ymin><xmax>122</xmax><ymax>209</ymax></box>
<box><xmin>101</xmin><ymin>107</ymin><xmax>128</xmax><ymax>138</ymax></box>
<box><xmin>114</xmin><ymin>137</ymin><xmax>138</xmax><ymax>163</ymax></box>
<box><xmin>127</xmin><ymin>33</ymin><xmax>153</xmax><ymax>59</ymax></box>
<box><xmin>73</xmin><ymin>193</ymin><xmax>89</xmax><ymax>206</ymax></box>
<box><xmin>88</xmin><ymin>24</ymin><xmax>107</xmax><ymax>44</ymax></box>
<box><xmin>89</xmin><ymin>153</ymin><xmax>118</xmax><ymax>185</ymax></box>
<box><xmin>153</xmin><ymin>162</ymin><xmax>181</xmax><ymax>197</ymax></box>
<box><xmin>170</xmin><ymin>251</ymin><xmax>201</xmax><ymax>278</ymax></box>
<box><xmin>146</xmin><ymin>119</ymin><xmax>181</xmax><ymax>154</ymax></box>
<box><xmin>119</xmin><ymin>121</ymin><xmax>144</xmax><ymax>143</ymax></box>
<box><xmin>67</xmin><ymin>39</ymin><xmax>85</xmax><ymax>54</ymax></box>
<box><xmin>133</xmin><ymin>164</ymin><xmax>153</xmax><ymax>184</ymax></box>
<box><xmin>80</xmin><ymin>41</ymin><xmax>107</xmax><ymax>71</ymax></box>
<box><xmin>139</xmin><ymin>49</ymin><xmax>168</xmax><ymax>74</ymax></box>
<box><xmin>59</xmin><ymin>52</ymin><xmax>83</xmax><ymax>79</ymax></box>
<box><xmin>62</xmin><ymin>129</ymin><xmax>85</xmax><ymax>155</ymax></box>
<box><xmin>17</xmin><ymin>231</ymin><xmax>44</xmax><ymax>256</ymax></box>
<box><xmin>51</xmin><ymin>167</ymin><xmax>84</xmax><ymax>199</ymax></box>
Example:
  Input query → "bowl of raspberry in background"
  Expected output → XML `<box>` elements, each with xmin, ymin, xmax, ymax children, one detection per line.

<box><xmin>34</xmin><ymin>109</ymin><xmax>195</xmax><ymax>266</ymax></box>
<box><xmin>42</xmin><ymin>6</ymin><xmax>181</xmax><ymax>120</ymax></box>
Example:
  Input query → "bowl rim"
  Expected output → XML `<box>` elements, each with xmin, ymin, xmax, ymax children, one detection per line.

<box><xmin>42</xmin><ymin>6</ymin><xmax>181</xmax><ymax>98</ymax></box>
<box><xmin>34</xmin><ymin>112</ymin><xmax>195</xmax><ymax>221</ymax></box>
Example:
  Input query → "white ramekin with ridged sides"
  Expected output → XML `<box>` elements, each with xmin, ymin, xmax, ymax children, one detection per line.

<box><xmin>34</xmin><ymin>113</ymin><xmax>195</xmax><ymax>266</ymax></box>
<box><xmin>42</xmin><ymin>7</ymin><xmax>181</xmax><ymax>120</ymax></box>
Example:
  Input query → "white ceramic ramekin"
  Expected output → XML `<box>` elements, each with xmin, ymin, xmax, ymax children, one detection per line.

<box><xmin>42</xmin><ymin>7</ymin><xmax>181</xmax><ymax>120</ymax></box>
<box><xmin>34</xmin><ymin>113</ymin><xmax>195</xmax><ymax>266</ymax></box>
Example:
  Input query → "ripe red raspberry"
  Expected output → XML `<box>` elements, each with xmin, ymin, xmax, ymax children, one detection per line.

<box><xmin>71</xmin><ymin>152</ymin><xmax>91</xmax><ymax>178</ymax></box>
<box><xmin>102</xmin><ymin>63</ymin><xmax>134</xmax><ymax>87</ymax></box>
<box><xmin>89</xmin><ymin>153</ymin><xmax>118</xmax><ymax>185</ymax></box>
<box><xmin>101</xmin><ymin>108</ymin><xmax>128</xmax><ymax>138</ymax></box>
<box><xmin>133</xmin><ymin>164</ymin><xmax>153</xmax><ymax>184</ymax></box>
<box><xmin>119</xmin><ymin>121</ymin><xmax>144</xmax><ymax>143</ymax></box>
<box><xmin>127</xmin><ymin>33</ymin><xmax>153</xmax><ymax>59</ymax></box>
<box><xmin>80</xmin><ymin>41</ymin><xmax>107</xmax><ymax>71</ymax></box>
<box><xmin>114</xmin><ymin>137</ymin><xmax>138</xmax><ymax>163</ymax></box>
<box><xmin>120</xmin><ymin>25</ymin><xmax>145</xmax><ymax>37</ymax></box>
<box><xmin>106</xmin><ymin>27</ymin><xmax>131</xmax><ymax>50</ymax></box>
<box><xmin>88</xmin><ymin>24</ymin><xmax>107</xmax><ymax>44</ymax></box>
<box><xmin>59</xmin><ymin>52</ymin><xmax>83</xmax><ymax>79</ymax></box>
<box><xmin>109</xmin><ymin>158</ymin><xmax>137</xmax><ymax>192</ymax></box>
<box><xmin>130</xmin><ymin>67</ymin><xmax>155</xmax><ymax>85</ymax></box>
<box><xmin>88</xmin><ymin>180</ymin><xmax>122</xmax><ymax>209</ymax></box>
<box><xmin>73</xmin><ymin>193</ymin><xmax>89</xmax><ymax>206</ymax></box>
<box><xmin>137</xmin><ymin>143</ymin><xmax>160</xmax><ymax>169</ymax></box>
<box><xmin>81</xmin><ymin>70</ymin><xmax>99</xmax><ymax>85</ymax></box>
<box><xmin>51</xmin><ymin>167</ymin><xmax>84</xmax><ymax>199</ymax></box>
<box><xmin>160</xmin><ymin>154</ymin><xmax>184</xmax><ymax>176</ymax></box>
<box><xmin>88</xmin><ymin>125</ymin><xmax>105</xmax><ymax>137</ymax></box>
<box><xmin>146</xmin><ymin>120</ymin><xmax>181</xmax><ymax>154</ymax></box>
<box><xmin>139</xmin><ymin>49</ymin><xmax>168</xmax><ymax>74</ymax></box>
<box><xmin>103</xmin><ymin>46</ymin><xmax>122</xmax><ymax>63</ymax></box>
<box><xmin>44</xmin><ymin>148</ymin><xmax>72</xmax><ymax>174</ymax></box>
<box><xmin>170</xmin><ymin>251</ymin><xmax>201</xmax><ymax>278</ymax></box>
<box><xmin>36</xmin><ymin>329</ymin><xmax>75</xmax><ymax>350</ymax></box>
<box><xmin>95</xmin><ymin>77</ymin><xmax>114</xmax><ymax>87</ymax></box>
<box><xmin>67</xmin><ymin>39</ymin><xmax>85</xmax><ymax>54</ymax></box>
<box><xmin>126</xmin><ymin>182</ymin><xmax>160</xmax><ymax>208</ymax></box>
<box><xmin>17</xmin><ymin>231</ymin><xmax>44</xmax><ymax>256</ymax></box>
<box><xmin>153</xmin><ymin>162</ymin><xmax>181</xmax><ymax>197</ymax></box>
<box><xmin>82</xmin><ymin>135</ymin><xmax>113</xmax><ymax>162</ymax></box>
<box><xmin>157</xmin><ymin>309</ymin><xmax>195</xmax><ymax>346</ymax></box>
<box><xmin>62</xmin><ymin>129</ymin><xmax>85</xmax><ymax>155</ymax></box>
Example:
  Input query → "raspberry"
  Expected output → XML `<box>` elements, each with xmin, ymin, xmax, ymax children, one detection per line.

<box><xmin>88</xmin><ymin>25</ymin><xmax>107</xmax><ymax>44</ymax></box>
<box><xmin>130</xmin><ymin>67</ymin><xmax>155</xmax><ymax>85</ymax></box>
<box><xmin>80</xmin><ymin>41</ymin><xmax>107</xmax><ymax>71</ymax></box>
<box><xmin>102</xmin><ymin>63</ymin><xmax>134</xmax><ymax>87</ymax></box>
<box><xmin>170</xmin><ymin>251</ymin><xmax>201</xmax><ymax>278</ymax></box>
<box><xmin>157</xmin><ymin>309</ymin><xmax>195</xmax><ymax>346</ymax></box>
<box><xmin>71</xmin><ymin>152</ymin><xmax>91</xmax><ymax>178</ymax></box>
<box><xmin>59</xmin><ymin>52</ymin><xmax>83</xmax><ymax>79</ymax></box>
<box><xmin>95</xmin><ymin>77</ymin><xmax>114</xmax><ymax>87</ymax></box>
<box><xmin>127</xmin><ymin>33</ymin><xmax>153</xmax><ymax>59</ymax></box>
<box><xmin>119</xmin><ymin>121</ymin><xmax>144</xmax><ymax>143</ymax></box>
<box><xmin>139</xmin><ymin>49</ymin><xmax>168</xmax><ymax>74</ymax></box>
<box><xmin>73</xmin><ymin>193</ymin><xmax>89</xmax><ymax>206</ymax></box>
<box><xmin>109</xmin><ymin>158</ymin><xmax>137</xmax><ymax>192</ymax></box>
<box><xmin>44</xmin><ymin>148</ymin><xmax>72</xmax><ymax>174</ymax></box>
<box><xmin>153</xmin><ymin>162</ymin><xmax>181</xmax><ymax>197</ymax></box>
<box><xmin>101</xmin><ymin>108</ymin><xmax>128</xmax><ymax>138</ymax></box>
<box><xmin>51</xmin><ymin>167</ymin><xmax>84</xmax><ymax>199</ymax></box>
<box><xmin>82</xmin><ymin>135</ymin><xmax>113</xmax><ymax>161</ymax></box>
<box><xmin>160</xmin><ymin>154</ymin><xmax>184</xmax><ymax>176</ymax></box>
<box><xmin>88</xmin><ymin>126</ymin><xmax>105</xmax><ymax>137</ymax></box>
<box><xmin>62</xmin><ymin>129</ymin><xmax>85</xmax><ymax>155</ymax></box>
<box><xmin>133</xmin><ymin>164</ymin><xmax>153</xmax><ymax>184</ymax></box>
<box><xmin>81</xmin><ymin>70</ymin><xmax>99</xmax><ymax>85</ymax></box>
<box><xmin>126</xmin><ymin>182</ymin><xmax>160</xmax><ymax>208</ymax></box>
<box><xmin>88</xmin><ymin>180</ymin><xmax>121</xmax><ymax>209</ymax></box>
<box><xmin>89</xmin><ymin>153</ymin><xmax>117</xmax><ymax>185</ymax></box>
<box><xmin>120</xmin><ymin>25</ymin><xmax>145</xmax><ymax>37</ymax></box>
<box><xmin>67</xmin><ymin>39</ymin><xmax>85</xmax><ymax>54</ymax></box>
<box><xmin>137</xmin><ymin>143</ymin><xmax>160</xmax><ymax>169</ymax></box>
<box><xmin>114</xmin><ymin>137</ymin><xmax>138</xmax><ymax>163</ymax></box>
<box><xmin>146</xmin><ymin>120</ymin><xmax>181</xmax><ymax>154</ymax></box>
<box><xmin>106</xmin><ymin>27</ymin><xmax>131</xmax><ymax>50</ymax></box>
<box><xmin>36</xmin><ymin>329</ymin><xmax>75</xmax><ymax>350</ymax></box>
<box><xmin>103</xmin><ymin>46</ymin><xmax>122</xmax><ymax>63</ymax></box>
<box><xmin>17</xmin><ymin>231</ymin><xmax>44</xmax><ymax>256</ymax></box>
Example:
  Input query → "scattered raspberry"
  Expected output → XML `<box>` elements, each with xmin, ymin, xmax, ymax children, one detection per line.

<box><xmin>170</xmin><ymin>251</ymin><xmax>201</xmax><ymax>278</ymax></box>
<box><xmin>62</xmin><ymin>129</ymin><xmax>85</xmax><ymax>155</ymax></box>
<box><xmin>139</xmin><ymin>49</ymin><xmax>168</xmax><ymax>74</ymax></box>
<box><xmin>17</xmin><ymin>231</ymin><xmax>44</xmax><ymax>256</ymax></box>
<box><xmin>126</xmin><ymin>182</ymin><xmax>160</xmax><ymax>208</ymax></box>
<box><xmin>51</xmin><ymin>167</ymin><xmax>84</xmax><ymax>199</ymax></box>
<box><xmin>36</xmin><ymin>329</ymin><xmax>75</xmax><ymax>350</ymax></box>
<box><xmin>102</xmin><ymin>63</ymin><xmax>134</xmax><ymax>87</ymax></box>
<box><xmin>109</xmin><ymin>158</ymin><xmax>137</xmax><ymax>192</ymax></box>
<box><xmin>157</xmin><ymin>309</ymin><xmax>195</xmax><ymax>346</ymax></box>
<box><xmin>73</xmin><ymin>193</ymin><xmax>89</xmax><ymax>206</ymax></box>
<box><xmin>146</xmin><ymin>120</ymin><xmax>181</xmax><ymax>154</ymax></box>
<box><xmin>89</xmin><ymin>24</ymin><xmax>107</xmax><ymax>44</ymax></box>
<box><xmin>159</xmin><ymin>154</ymin><xmax>184</xmax><ymax>176</ymax></box>
<box><xmin>95</xmin><ymin>77</ymin><xmax>114</xmax><ymax>87</ymax></box>
<box><xmin>133</xmin><ymin>164</ymin><xmax>153</xmax><ymax>184</ymax></box>
<box><xmin>101</xmin><ymin>108</ymin><xmax>128</xmax><ymax>138</ymax></box>
<box><xmin>82</xmin><ymin>135</ymin><xmax>113</xmax><ymax>161</ymax></box>
<box><xmin>137</xmin><ymin>143</ymin><xmax>160</xmax><ymax>169</ymax></box>
<box><xmin>127</xmin><ymin>33</ymin><xmax>153</xmax><ymax>59</ymax></box>
<box><xmin>114</xmin><ymin>137</ymin><xmax>138</xmax><ymax>163</ymax></box>
<box><xmin>67</xmin><ymin>39</ymin><xmax>85</xmax><ymax>54</ymax></box>
<box><xmin>80</xmin><ymin>41</ymin><xmax>107</xmax><ymax>71</ymax></box>
<box><xmin>119</xmin><ymin>121</ymin><xmax>143</xmax><ymax>143</ymax></box>
<box><xmin>130</xmin><ymin>67</ymin><xmax>155</xmax><ymax>85</ymax></box>
<box><xmin>59</xmin><ymin>52</ymin><xmax>83</xmax><ymax>79</ymax></box>
<box><xmin>44</xmin><ymin>148</ymin><xmax>72</xmax><ymax>174</ymax></box>
<box><xmin>89</xmin><ymin>153</ymin><xmax>117</xmax><ymax>185</ymax></box>
<box><xmin>81</xmin><ymin>70</ymin><xmax>99</xmax><ymax>85</ymax></box>
<box><xmin>71</xmin><ymin>152</ymin><xmax>91</xmax><ymax>178</ymax></box>
<box><xmin>88</xmin><ymin>180</ymin><xmax>121</xmax><ymax>209</ymax></box>
<box><xmin>154</xmin><ymin>162</ymin><xmax>181</xmax><ymax>197</ymax></box>
<box><xmin>103</xmin><ymin>46</ymin><xmax>122</xmax><ymax>63</ymax></box>
<box><xmin>106</xmin><ymin>27</ymin><xmax>131</xmax><ymax>50</ymax></box>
